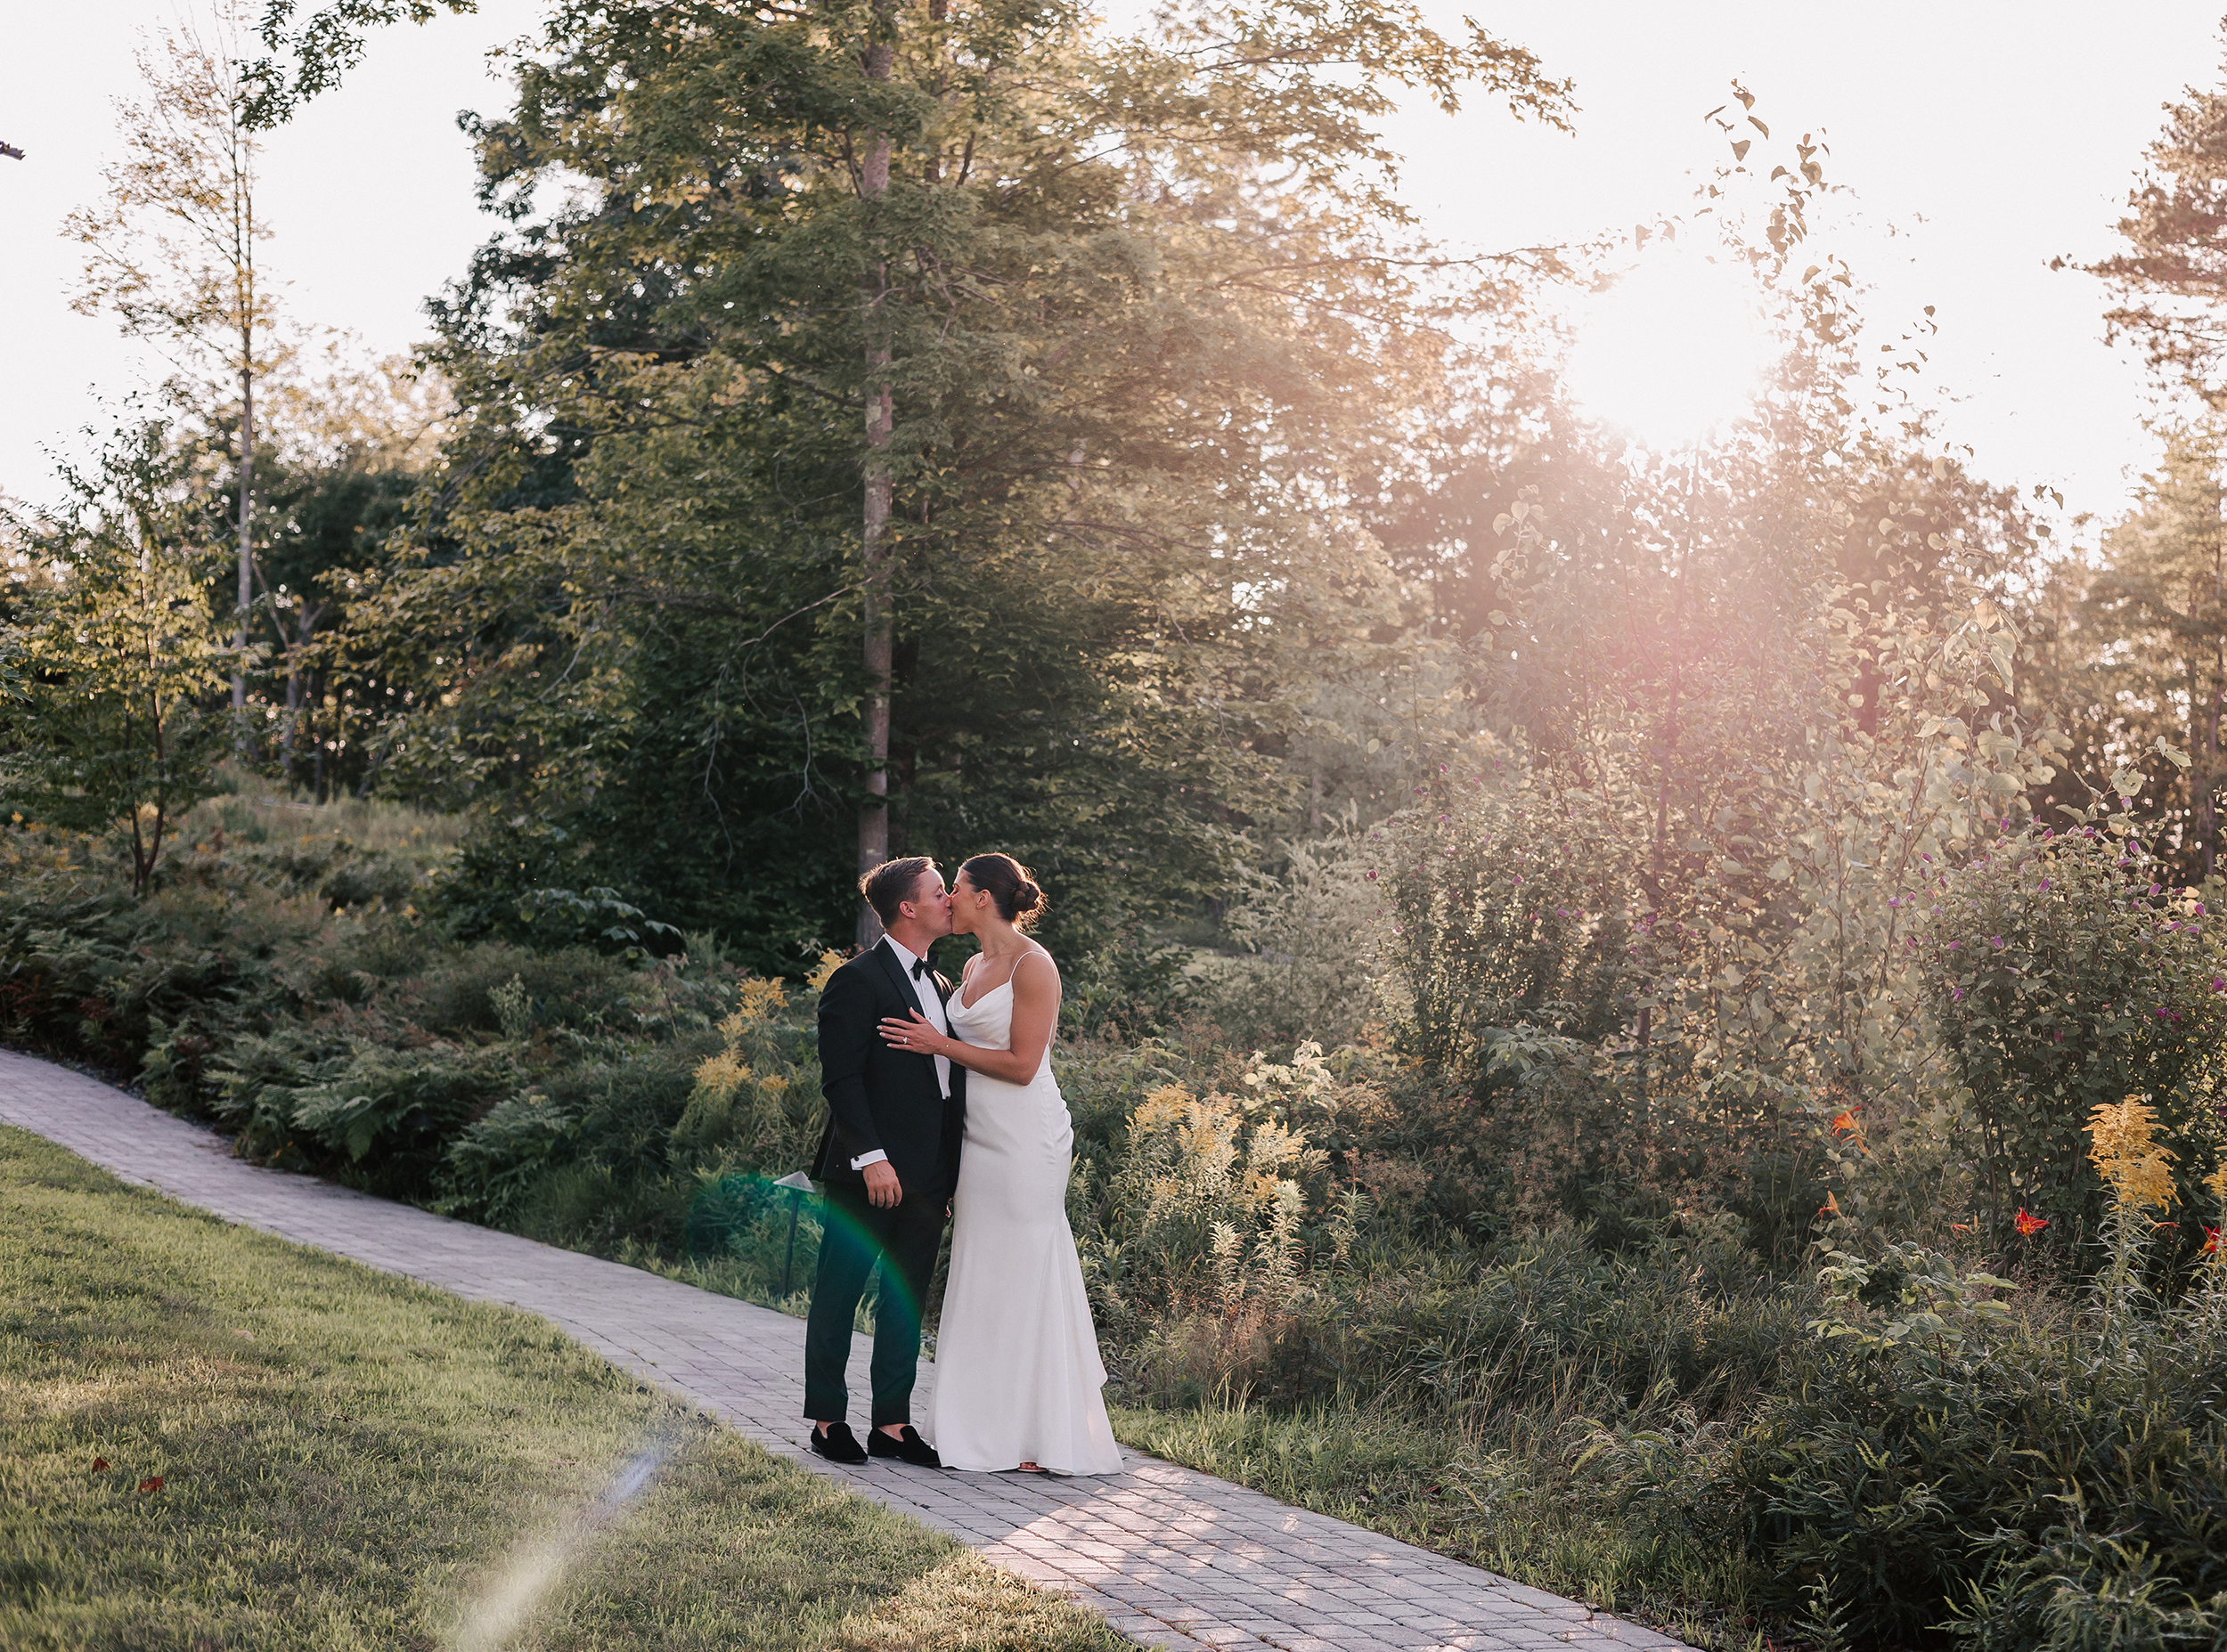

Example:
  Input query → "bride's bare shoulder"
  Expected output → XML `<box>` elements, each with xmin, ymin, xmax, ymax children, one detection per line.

<box><xmin>1020</xmin><ymin>944</ymin><xmax>1059</xmax><ymax>981</ymax></box>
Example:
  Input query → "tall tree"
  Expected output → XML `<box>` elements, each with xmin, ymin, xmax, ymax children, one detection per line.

<box><xmin>2031</xmin><ymin>425</ymin><xmax>2227</xmax><ymax>875</ymax></box>
<box><xmin>68</xmin><ymin>0</ymin><xmax>279</xmax><ymax>732</ymax></box>
<box><xmin>2088</xmin><ymin>26</ymin><xmax>2227</xmax><ymax>406</ymax></box>
<box><xmin>354</xmin><ymin>0</ymin><xmax>1572</xmax><ymax>961</ymax></box>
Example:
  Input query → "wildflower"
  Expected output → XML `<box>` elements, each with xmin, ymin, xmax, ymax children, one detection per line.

<box><xmin>1366</xmin><ymin>870</ymin><xmax>1377</xmax><ymax>880</ymax></box>
<box><xmin>1828</xmin><ymin>1105</ymin><xmax>1862</xmax><ymax>1135</ymax></box>
<box><xmin>2014</xmin><ymin>1208</ymin><xmax>2050</xmax><ymax>1238</ymax></box>
<box><xmin>734</xmin><ymin>977</ymin><xmax>788</xmax><ymax>1021</ymax></box>
<box><xmin>2203</xmin><ymin>1225</ymin><xmax>2222</xmax><ymax>1261</ymax></box>
<box><xmin>2040</xmin><ymin>879</ymin><xmax>2051</xmax><ymax>890</ymax></box>
<box><xmin>2087</xmin><ymin>1096</ymin><xmax>2179</xmax><ymax>1211</ymax></box>
<box><xmin>1819</xmin><ymin>1191</ymin><xmax>1841</xmax><ymax>1217</ymax></box>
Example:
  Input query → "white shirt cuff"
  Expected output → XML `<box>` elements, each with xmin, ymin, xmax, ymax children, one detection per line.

<box><xmin>850</xmin><ymin>1149</ymin><xmax>889</xmax><ymax>1170</ymax></box>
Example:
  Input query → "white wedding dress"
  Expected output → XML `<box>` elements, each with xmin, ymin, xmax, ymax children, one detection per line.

<box><xmin>928</xmin><ymin>969</ymin><xmax>1124</xmax><ymax>1475</ymax></box>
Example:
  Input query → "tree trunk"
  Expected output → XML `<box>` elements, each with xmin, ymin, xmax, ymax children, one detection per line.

<box><xmin>282</xmin><ymin>598</ymin><xmax>316</xmax><ymax>789</ymax></box>
<box><xmin>854</xmin><ymin>28</ymin><xmax>895</xmax><ymax>950</ymax></box>
<box><xmin>232</xmin><ymin>353</ymin><xmax>254</xmax><ymax>743</ymax></box>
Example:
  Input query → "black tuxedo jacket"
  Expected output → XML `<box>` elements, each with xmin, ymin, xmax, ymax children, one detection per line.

<box><xmin>812</xmin><ymin>939</ymin><xmax>966</xmax><ymax>1203</ymax></box>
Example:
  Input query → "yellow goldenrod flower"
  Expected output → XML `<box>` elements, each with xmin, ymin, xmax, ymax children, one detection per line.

<box><xmin>2086</xmin><ymin>1095</ymin><xmax>2178</xmax><ymax>1211</ymax></box>
<box><xmin>690</xmin><ymin>1050</ymin><xmax>750</xmax><ymax>1103</ymax></box>
<box><xmin>732</xmin><ymin>977</ymin><xmax>787</xmax><ymax>1021</ymax></box>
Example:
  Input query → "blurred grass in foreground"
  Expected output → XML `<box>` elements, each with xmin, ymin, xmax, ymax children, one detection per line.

<box><xmin>0</xmin><ymin>1125</ymin><xmax>1122</xmax><ymax>1652</ymax></box>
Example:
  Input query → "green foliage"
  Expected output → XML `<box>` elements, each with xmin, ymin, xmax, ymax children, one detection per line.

<box><xmin>1919</xmin><ymin>823</ymin><xmax>2227</xmax><ymax>1238</ymax></box>
<box><xmin>1382</xmin><ymin>753</ymin><xmax>1635</xmax><ymax>1079</ymax></box>
<box><xmin>1700</xmin><ymin>1222</ymin><xmax>2227</xmax><ymax>1650</ymax></box>
<box><xmin>1202</xmin><ymin>828</ymin><xmax>1387</xmax><ymax>1051</ymax></box>
<box><xmin>339</xmin><ymin>0</ymin><xmax>1573</xmax><ymax>954</ymax></box>
<box><xmin>0</xmin><ymin>421</ymin><xmax>234</xmax><ymax>893</ymax></box>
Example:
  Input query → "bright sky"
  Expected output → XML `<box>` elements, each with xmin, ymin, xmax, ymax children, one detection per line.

<box><xmin>4</xmin><ymin>1</ymin><xmax>2221</xmax><ymax>526</ymax></box>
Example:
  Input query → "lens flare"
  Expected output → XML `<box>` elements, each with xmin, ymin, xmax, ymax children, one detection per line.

<box><xmin>1565</xmin><ymin>253</ymin><xmax>1770</xmax><ymax>448</ymax></box>
<box><xmin>685</xmin><ymin>1172</ymin><xmax>922</xmax><ymax>1326</ymax></box>
<box><xmin>448</xmin><ymin>1441</ymin><xmax>669</xmax><ymax>1652</ymax></box>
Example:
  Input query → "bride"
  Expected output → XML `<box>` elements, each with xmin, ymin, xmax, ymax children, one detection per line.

<box><xmin>877</xmin><ymin>852</ymin><xmax>1124</xmax><ymax>1476</ymax></box>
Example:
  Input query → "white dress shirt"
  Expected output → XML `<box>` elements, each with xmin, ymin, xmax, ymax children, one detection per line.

<box><xmin>851</xmin><ymin>936</ymin><xmax>954</xmax><ymax>1171</ymax></box>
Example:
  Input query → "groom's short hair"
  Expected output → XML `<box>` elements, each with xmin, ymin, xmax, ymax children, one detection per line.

<box><xmin>861</xmin><ymin>856</ymin><xmax>937</xmax><ymax>926</ymax></box>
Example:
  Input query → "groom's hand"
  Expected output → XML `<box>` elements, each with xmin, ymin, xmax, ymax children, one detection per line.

<box><xmin>863</xmin><ymin>1160</ymin><xmax>902</xmax><ymax>1209</ymax></box>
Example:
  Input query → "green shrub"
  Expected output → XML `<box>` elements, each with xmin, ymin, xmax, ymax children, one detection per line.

<box><xmin>1921</xmin><ymin>823</ymin><xmax>2227</xmax><ymax>1245</ymax></box>
<box><xmin>1195</xmin><ymin>829</ymin><xmax>1385</xmax><ymax>1050</ymax></box>
<box><xmin>1378</xmin><ymin>762</ymin><xmax>1636</xmax><ymax>1083</ymax></box>
<box><xmin>1686</xmin><ymin>1117</ymin><xmax>2227</xmax><ymax>1650</ymax></box>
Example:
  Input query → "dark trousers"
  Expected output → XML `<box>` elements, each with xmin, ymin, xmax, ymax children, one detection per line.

<box><xmin>803</xmin><ymin>1177</ymin><xmax>945</xmax><ymax>1428</ymax></box>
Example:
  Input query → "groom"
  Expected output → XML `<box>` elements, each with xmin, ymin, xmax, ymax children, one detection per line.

<box><xmin>804</xmin><ymin>856</ymin><xmax>965</xmax><ymax>1468</ymax></box>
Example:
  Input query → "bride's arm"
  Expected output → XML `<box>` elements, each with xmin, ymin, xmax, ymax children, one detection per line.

<box><xmin>880</xmin><ymin>953</ymin><xmax>1059</xmax><ymax>1084</ymax></box>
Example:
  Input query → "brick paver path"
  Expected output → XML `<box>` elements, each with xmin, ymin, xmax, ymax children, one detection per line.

<box><xmin>1</xmin><ymin>1050</ymin><xmax>1683</xmax><ymax>1652</ymax></box>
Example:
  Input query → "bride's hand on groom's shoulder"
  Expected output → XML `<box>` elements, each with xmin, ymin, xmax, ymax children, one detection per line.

<box><xmin>879</xmin><ymin>1009</ymin><xmax>945</xmax><ymax>1055</ymax></box>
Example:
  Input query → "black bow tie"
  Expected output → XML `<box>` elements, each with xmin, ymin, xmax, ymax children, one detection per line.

<box><xmin>910</xmin><ymin>956</ymin><xmax>930</xmax><ymax>981</ymax></box>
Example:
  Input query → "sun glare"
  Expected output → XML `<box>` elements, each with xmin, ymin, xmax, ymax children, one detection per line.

<box><xmin>1564</xmin><ymin>255</ymin><xmax>1771</xmax><ymax>450</ymax></box>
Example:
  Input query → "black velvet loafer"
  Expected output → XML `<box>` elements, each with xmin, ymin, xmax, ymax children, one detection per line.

<box><xmin>808</xmin><ymin>1421</ymin><xmax>869</xmax><ymax>1465</ymax></box>
<box><xmin>867</xmin><ymin>1424</ymin><xmax>943</xmax><ymax>1469</ymax></box>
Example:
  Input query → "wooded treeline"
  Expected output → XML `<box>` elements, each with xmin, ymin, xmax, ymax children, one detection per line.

<box><xmin>16</xmin><ymin>0</ymin><xmax>2227</xmax><ymax>1048</ymax></box>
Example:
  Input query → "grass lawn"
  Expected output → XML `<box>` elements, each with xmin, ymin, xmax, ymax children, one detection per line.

<box><xmin>0</xmin><ymin>1126</ymin><xmax>1124</xmax><ymax>1652</ymax></box>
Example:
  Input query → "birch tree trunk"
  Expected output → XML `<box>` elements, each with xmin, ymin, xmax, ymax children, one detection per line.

<box><xmin>234</xmin><ymin>354</ymin><xmax>254</xmax><ymax>724</ymax></box>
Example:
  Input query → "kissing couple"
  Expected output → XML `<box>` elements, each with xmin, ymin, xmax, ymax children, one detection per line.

<box><xmin>802</xmin><ymin>851</ymin><xmax>1124</xmax><ymax>1477</ymax></box>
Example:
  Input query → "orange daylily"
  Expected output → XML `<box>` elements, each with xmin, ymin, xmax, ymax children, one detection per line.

<box><xmin>2203</xmin><ymin>1225</ymin><xmax>2222</xmax><ymax>1259</ymax></box>
<box><xmin>2014</xmin><ymin>1208</ymin><xmax>2050</xmax><ymax>1238</ymax></box>
<box><xmin>1828</xmin><ymin>1106</ymin><xmax>1862</xmax><ymax>1135</ymax></box>
<box><xmin>1818</xmin><ymin>1191</ymin><xmax>1841</xmax><ymax>1217</ymax></box>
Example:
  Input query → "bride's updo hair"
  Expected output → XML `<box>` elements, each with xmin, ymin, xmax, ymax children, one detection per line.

<box><xmin>960</xmin><ymin>852</ymin><xmax>1047</xmax><ymax>929</ymax></box>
